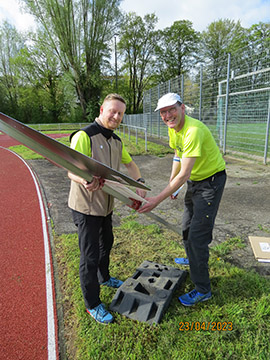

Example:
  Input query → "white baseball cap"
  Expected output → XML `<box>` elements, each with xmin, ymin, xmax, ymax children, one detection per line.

<box><xmin>155</xmin><ymin>93</ymin><xmax>182</xmax><ymax>111</ymax></box>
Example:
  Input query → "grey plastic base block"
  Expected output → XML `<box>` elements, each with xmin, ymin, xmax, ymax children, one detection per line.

<box><xmin>109</xmin><ymin>260</ymin><xmax>187</xmax><ymax>325</ymax></box>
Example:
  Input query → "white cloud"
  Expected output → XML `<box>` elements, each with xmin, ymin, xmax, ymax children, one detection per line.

<box><xmin>0</xmin><ymin>0</ymin><xmax>36</xmax><ymax>31</ymax></box>
<box><xmin>120</xmin><ymin>0</ymin><xmax>270</xmax><ymax>31</ymax></box>
<box><xmin>0</xmin><ymin>0</ymin><xmax>269</xmax><ymax>33</ymax></box>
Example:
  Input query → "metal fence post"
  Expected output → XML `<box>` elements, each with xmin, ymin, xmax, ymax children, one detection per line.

<box><xmin>217</xmin><ymin>82</ymin><xmax>223</xmax><ymax>148</ymax></box>
<box><xmin>264</xmin><ymin>94</ymin><xmax>270</xmax><ymax>164</ymax></box>
<box><xmin>150</xmin><ymin>89</ymin><xmax>152</xmax><ymax>137</ymax></box>
<box><xmin>223</xmin><ymin>53</ymin><xmax>231</xmax><ymax>155</ymax></box>
<box><xmin>199</xmin><ymin>64</ymin><xmax>203</xmax><ymax>122</ymax></box>
<box><xmin>181</xmin><ymin>74</ymin><xmax>184</xmax><ymax>103</ymax></box>
<box><xmin>158</xmin><ymin>84</ymin><xmax>160</xmax><ymax>138</ymax></box>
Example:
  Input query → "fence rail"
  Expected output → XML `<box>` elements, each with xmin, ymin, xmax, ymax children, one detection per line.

<box><xmin>31</xmin><ymin>123</ymin><xmax>89</xmax><ymax>131</ymax></box>
<box><xmin>116</xmin><ymin>124</ymin><xmax>148</xmax><ymax>151</ymax></box>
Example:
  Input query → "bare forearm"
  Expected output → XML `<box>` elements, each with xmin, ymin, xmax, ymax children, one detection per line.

<box><xmin>124</xmin><ymin>160</ymin><xmax>146</xmax><ymax>198</ymax></box>
<box><xmin>170</xmin><ymin>158</ymin><xmax>181</xmax><ymax>182</ymax></box>
<box><xmin>68</xmin><ymin>171</ymin><xmax>103</xmax><ymax>191</ymax></box>
<box><xmin>124</xmin><ymin>160</ymin><xmax>141</xmax><ymax>180</ymax></box>
<box><xmin>155</xmin><ymin>172</ymin><xmax>188</xmax><ymax>204</ymax></box>
<box><xmin>138</xmin><ymin>157</ymin><xmax>196</xmax><ymax>213</ymax></box>
<box><xmin>68</xmin><ymin>171</ymin><xmax>87</xmax><ymax>185</ymax></box>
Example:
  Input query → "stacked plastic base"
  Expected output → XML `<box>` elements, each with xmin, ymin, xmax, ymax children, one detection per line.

<box><xmin>110</xmin><ymin>260</ymin><xmax>187</xmax><ymax>325</ymax></box>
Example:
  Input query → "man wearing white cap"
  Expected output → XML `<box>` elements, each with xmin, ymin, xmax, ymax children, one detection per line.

<box><xmin>138</xmin><ymin>93</ymin><xmax>226</xmax><ymax>306</ymax></box>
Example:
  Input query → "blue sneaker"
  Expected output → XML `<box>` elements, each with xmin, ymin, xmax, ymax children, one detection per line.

<box><xmin>179</xmin><ymin>289</ymin><xmax>212</xmax><ymax>306</ymax></box>
<box><xmin>175</xmin><ymin>257</ymin><xmax>189</xmax><ymax>265</ymax></box>
<box><xmin>101</xmin><ymin>277</ymin><xmax>123</xmax><ymax>288</ymax></box>
<box><xmin>86</xmin><ymin>303</ymin><xmax>114</xmax><ymax>324</ymax></box>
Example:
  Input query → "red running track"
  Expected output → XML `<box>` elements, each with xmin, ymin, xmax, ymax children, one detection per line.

<box><xmin>0</xmin><ymin>133</ymin><xmax>64</xmax><ymax>359</ymax></box>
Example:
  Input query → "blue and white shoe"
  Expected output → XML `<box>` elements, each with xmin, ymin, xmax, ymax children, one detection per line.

<box><xmin>86</xmin><ymin>303</ymin><xmax>114</xmax><ymax>324</ymax></box>
<box><xmin>179</xmin><ymin>289</ymin><xmax>212</xmax><ymax>306</ymax></box>
<box><xmin>101</xmin><ymin>277</ymin><xmax>123</xmax><ymax>288</ymax></box>
<box><xmin>174</xmin><ymin>257</ymin><xmax>189</xmax><ymax>265</ymax></box>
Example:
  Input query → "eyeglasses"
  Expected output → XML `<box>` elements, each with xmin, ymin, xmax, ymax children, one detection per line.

<box><xmin>160</xmin><ymin>106</ymin><xmax>178</xmax><ymax>117</ymax></box>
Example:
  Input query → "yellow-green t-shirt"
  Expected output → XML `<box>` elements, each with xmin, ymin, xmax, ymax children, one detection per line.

<box><xmin>169</xmin><ymin>115</ymin><xmax>225</xmax><ymax>181</ymax></box>
<box><xmin>71</xmin><ymin>130</ymin><xmax>132</xmax><ymax>164</ymax></box>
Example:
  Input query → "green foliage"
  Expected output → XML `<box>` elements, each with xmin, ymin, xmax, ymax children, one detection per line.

<box><xmin>155</xmin><ymin>20</ymin><xmax>200</xmax><ymax>82</ymax></box>
<box><xmin>20</xmin><ymin>0</ymin><xmax>123</xmax><ymax>120</ymax></box>
<box><xmin>199</xmin><ymin>19</ymin><xmax>245</xmax><ymax>111</ymax></box>
<box><xmin>1</xmin><ymin>9</ymin><xmax>269</xmax><ymax>125</ymax></box>
<box><xmin>0</xmin><ymin>21</ymin><xmax>24</xmax><ymax>118</ymax></box>
<box><xmin>118</xmin><ymin>12</ymin><xmax>159</xmax><ymax>113</ymax></box>
<box><xmin>201</xmin><ymin>19</ymin><xmax>244</xmax><ymax>63</ymax></box>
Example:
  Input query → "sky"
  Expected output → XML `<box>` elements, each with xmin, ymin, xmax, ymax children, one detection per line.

<box><xmin>0</xmin><ymin>0</ymin><xmax>269</xmax><ymax>32</ymax></box>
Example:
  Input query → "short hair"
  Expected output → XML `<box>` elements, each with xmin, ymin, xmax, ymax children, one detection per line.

<box><xmin>102</xmin><ymin>93</ymin><xmax>126</xmax><ymax>106</ymax></box>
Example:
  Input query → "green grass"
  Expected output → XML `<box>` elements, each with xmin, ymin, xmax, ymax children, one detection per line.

<box><xmin>209</xmin><ymin>123</ymin><xmax>269</xmax><ymax>158</ymax></box>
<box><xmin>121</xmin><ymin>135</ymin><xmax>173</xmax><ymax>156</ymax></box>
<box><xmin>8</xmin><ymin>133</ymin><xmax>71</xmax><ymax>160</ymax></box>
<box><xmin>55</xmin><ymin>218</ymin><xmax>270</xmax><ymax>360</ymax></box>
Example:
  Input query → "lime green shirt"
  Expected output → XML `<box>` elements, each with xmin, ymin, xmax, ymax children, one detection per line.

<box><xmin>169</xmin><ymin>115</ymin><xmax>225</xmax><ymax>181</ymax></box>
<box><xmin>71</xmin><ymin>130</ymin><xmax>132</xmax><ymax>164</ymax></box>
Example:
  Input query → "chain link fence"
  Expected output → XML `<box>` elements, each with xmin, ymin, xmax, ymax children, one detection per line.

<box><xmin>124</xmin><ymin>52</ymin><xmax>270</xmax><ymax>164</ymax></box>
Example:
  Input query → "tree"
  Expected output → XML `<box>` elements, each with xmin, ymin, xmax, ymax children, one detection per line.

<box><xmin>242</xmin><ymin>22</ymin><xmax>270</xmax><ymax>72</ymax></box>
<box><xmin>22</xmin><ymin>0</ymin><xmax>122</xmax><ymax>120</ymax></box>
<box><xmin>118</xmin><ymin>12</ymin><xmax>159</xmax><ymax>113</ymax></box>
<box><xmin>0</xmin><ymin>21</ymin><xmax>25</xmax><ymax>117</ymax></box>
<box><xmin>155</xmin><ymin>20</ymin><xmax>200</xmax><ymax>82</ymax></box>
<box><xmin>14</xmin><ymin>29</ymin><xmax>77</xmax><ymax>123</ymax></box>
<box><xmin>199</xmin><ymin>19</ymin><xmax>244</xmax><ymax>109</ymax></box>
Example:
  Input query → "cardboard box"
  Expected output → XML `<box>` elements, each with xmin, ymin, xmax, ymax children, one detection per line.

<box><xmin>248</xmin><ymin>236</ymin><xmax>270</xmax><ymax>262</ymax></box>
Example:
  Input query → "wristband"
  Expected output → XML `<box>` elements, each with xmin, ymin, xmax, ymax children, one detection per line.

<box><xmin>136</xmin><ymin>177</ymin><xmax>145</xmax><ymax>183</ymax></box>
<box><xmin>173</xmin><ymin>156</ymin><xmax>181</xmax><ymax>162</ymax></box>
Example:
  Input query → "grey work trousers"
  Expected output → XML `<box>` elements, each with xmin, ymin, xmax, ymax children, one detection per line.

<box><xmin>71</xmin><ymin>210</ymin><xmax>114</xmax><ymax>309</ymax></box>
<box><xmin>182</xmin><ymin>171</ymin><xmax>226</xmax><ymax>294</ymax></box>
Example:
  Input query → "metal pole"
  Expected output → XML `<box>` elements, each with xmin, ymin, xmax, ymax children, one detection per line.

<box><xmin>223</xmin><ymin>53</ymin><xmax>231</xmax><ymax>155</ymax></box>
<box><xmin>218</xmin><ymin>82</ymin><xmax>223</xmax><ymax>148</ymax></box>
<box><xmin>263</xmin><ymin>94</ymin><xmax>270</xmax><ymax>165</ymax></box>
<box><xmin>181</xmin><ymin>74</ymin><xmax>184</xmax><ymax>103</ymax></box>
<box><xmin>150</xmin><ymin>89</ymin><xmax>152</xmax><ymax>136</ymax></box>
<box><xmin>145</xmin><ymin>128</ymin><xmax>148</xmax><ymax>152</ymax></box>
<box><xmin>158</xmin><ymin>84</ymin><xmax>160</xmax><ymax>138</ymax></box>
<box><xmin>114</xmin><ymin>35</ymin><xmax>118</xmax><ymax>92</ymax></box>
<box><xmin>199</xmin><ymin>64</ymin><xmax>203</xmax><ymax>121</ymax></box>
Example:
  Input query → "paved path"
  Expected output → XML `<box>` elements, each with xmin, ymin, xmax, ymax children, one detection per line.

<box><xmin>0</xmin><ymin>133</ymin><xmax>59</xmax><ymax>360</ymax></box>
